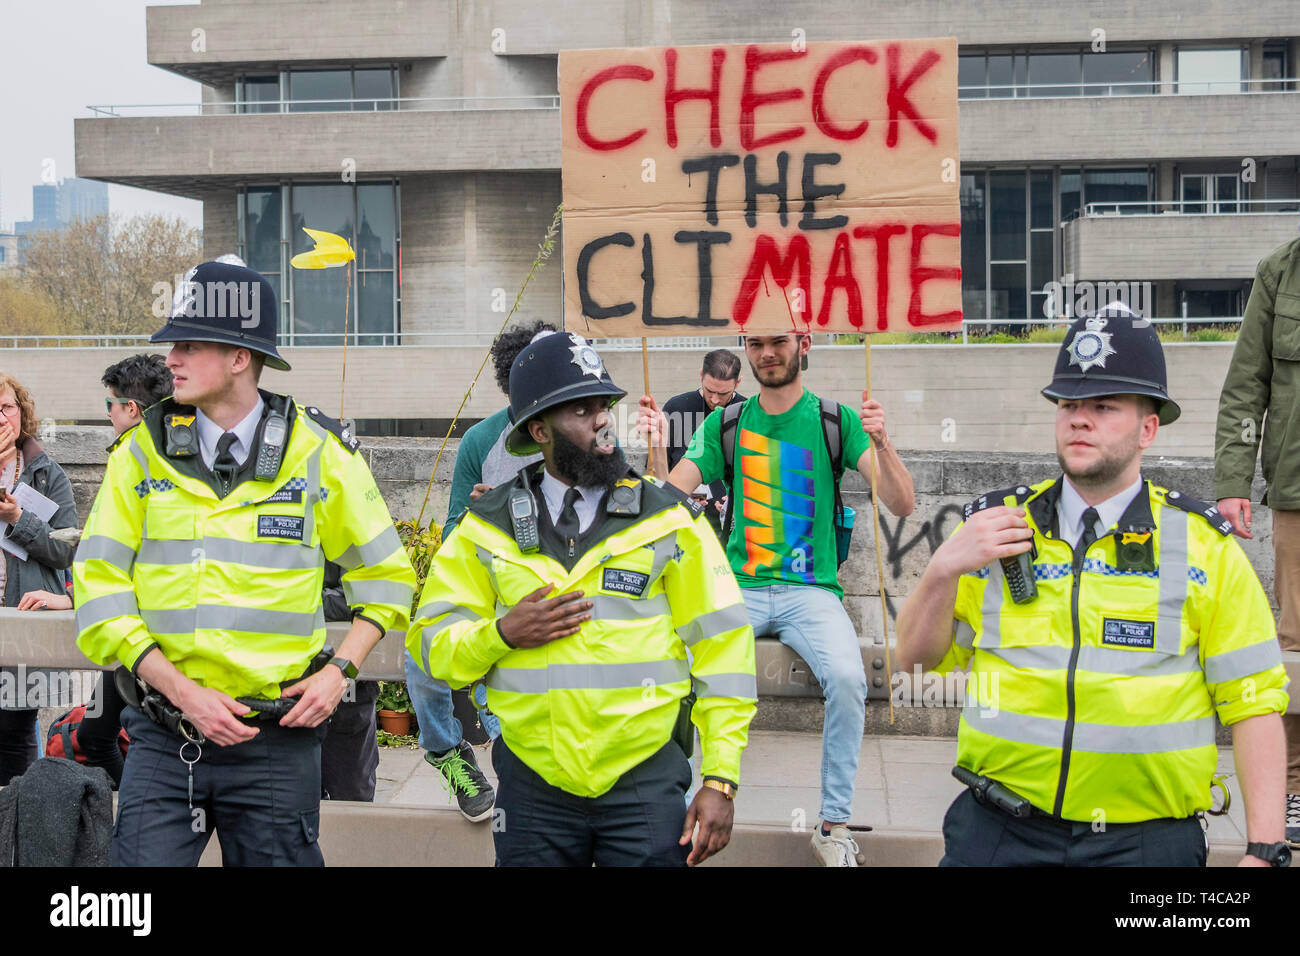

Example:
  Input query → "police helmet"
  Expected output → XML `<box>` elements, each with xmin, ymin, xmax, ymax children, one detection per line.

<box><xmin>504</xmin><ymin>331</ymin><xmax>626</xmax><ymax>455</ymax></box>
<box><xmin>1041</xmin><ymin>302</ymin><xmax>1180</xmax><ymax>425</ymax></box>
<box><xmin>150</xmin><ymin>260</ymin><xmax>290</xmax><ymax>371</ymax></box>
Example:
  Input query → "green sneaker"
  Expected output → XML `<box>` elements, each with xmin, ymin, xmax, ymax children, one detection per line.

<box><xmin>425</xmin><ymin>740</ymin><xmax>495</xmax><ymax>822</ymax></box>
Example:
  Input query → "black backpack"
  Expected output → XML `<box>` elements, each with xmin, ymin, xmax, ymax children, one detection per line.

<box><xmin>718</xmin><ymin>395</ymin><xmax>846</xmax><ymax>552</ymax></box>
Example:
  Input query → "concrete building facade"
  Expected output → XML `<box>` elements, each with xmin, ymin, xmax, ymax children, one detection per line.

<box><xmin>71</xmin><ymin>1</ymin><xmax>1300</xmax><ymax>400</ymax></box>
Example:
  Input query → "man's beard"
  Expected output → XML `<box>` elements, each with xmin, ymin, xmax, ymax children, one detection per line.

<box><xmin>749</xmin><ymin>349</ymin><xmax>800</xmax><ymax>388</ymax></box>
<box><xmin>1056</xmin><ymin>433</ymin><xmax>1140</xmax><ymax>490</ymax></box>
<box><xmin>551</xmin><ymin>429</ymin><xmax>627</xmax><ymax>488</ymax></box>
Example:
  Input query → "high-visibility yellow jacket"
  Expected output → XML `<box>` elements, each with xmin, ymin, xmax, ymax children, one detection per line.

<box><xmin>408</xmin><ymin>466</ymin><xmax>757</xmax><ymax>798</ymax></box>
<box><xmin>74</xmin><ymin>393</ymin><xmax>415</xmax><ymax>700</ymax></box>
<box><xmin>938</xmin><ymin>478</ymin><xmax>1289</xmax><ymax>823</ymax></box>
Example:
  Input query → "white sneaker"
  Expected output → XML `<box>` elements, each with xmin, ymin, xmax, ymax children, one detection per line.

<box><xmin>810</xmin><ymin>824</ymin><xmax>865</xmax><ymax>867</ymax></box>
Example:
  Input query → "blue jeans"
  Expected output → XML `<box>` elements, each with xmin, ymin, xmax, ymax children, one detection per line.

<box><xmin>404</xmin><ymin>652</ymin><xmax>500</xmax><ymax>755</ymax></box>
<box><xmin>743</xmin><ymin>584</ymin><xmax>867</xmax><ymax>824</ymax></box>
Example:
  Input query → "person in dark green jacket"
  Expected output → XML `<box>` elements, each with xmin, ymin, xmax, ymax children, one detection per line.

<box><xmin>1214</xmin><ymin>234</ymin><xmax>1300</xmax><ymax>847</ymax></box>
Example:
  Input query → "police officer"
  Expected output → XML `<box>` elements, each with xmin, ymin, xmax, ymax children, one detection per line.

<box><xmin>897</xmin><ymin>304</ymin><xmax>1292</xmax><ymax>867</ymax></box>
<box><xmin>74</xmin><ymin>260</ymin><xmax>416</xmax><ymax>866</ymax></box>
<box><xmin>408</xmin><ymin>331</ymin><xmax>757</xmax><ymax>866</ymax></box>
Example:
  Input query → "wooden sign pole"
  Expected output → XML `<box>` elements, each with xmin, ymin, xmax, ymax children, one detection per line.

<box><xmin>866</xmin><ymin>339</ymin><xmax>895</xmax><ymax>725</ymax></box>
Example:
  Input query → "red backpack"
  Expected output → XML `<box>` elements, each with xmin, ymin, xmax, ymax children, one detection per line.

<box><xmin>44</xmin><ymin>706</ymin><xmax>130</xmax><ymax>764</ymax></box>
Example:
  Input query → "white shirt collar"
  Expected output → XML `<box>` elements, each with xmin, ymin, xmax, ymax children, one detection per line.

<box><xmin>195</xmin><ymin>395</ymin><xmax>265</xmax><ymax>469</ymax></box>
<box><xmin>1057</xmin><ymin>474</ymin><xmax>1145</xmax><ymax>548</ymax></box>
<box><xmin>538</xmin><ymin>468</ymin><xmax>605</xmax><ymax>534</ymax></box>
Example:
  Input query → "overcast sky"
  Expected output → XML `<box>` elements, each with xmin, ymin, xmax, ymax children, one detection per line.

<box><xmin>0</xmin><ymin>0</ymin><xmax>203</xmax><ymax>231</ymax></box>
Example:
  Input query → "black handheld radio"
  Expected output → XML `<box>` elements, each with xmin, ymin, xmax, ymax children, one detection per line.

<box><xmin>509</xmin><ymin>486</ymin><xmax>540</xmax><ymax>553</ymax></box>
<box><xmin>255</xmin><ymin>404</ymin><xmax>289</xmax><ymax>481</ymax></box>
<box><xmin>1000</xmin><ymin>542</ymin><xmax>1038</xmax><ymax>604</ymax></box>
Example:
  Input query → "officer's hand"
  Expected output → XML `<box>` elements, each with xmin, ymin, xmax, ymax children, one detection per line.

<box><xmin>1216</xmin><ymin>497</ymin><xmax>1253</xmax><ymax>539</ymax></box>
<box><xmin>636</xmin><ymin>394</ymin><xmax>668</xmax><ymax>449</ymax></box>
<box><xmin>933</xmin><ymin>506</ymin><xmax>1034</xmax><ymax>578</ymax></box>
<box><xmin>176</xmin><ymin>685</ymin><xmax>258</xmax><ymax>747</ymax></box>
<box><xmin>680</xmin><ymin>787</ymin><xmax>734</xmax><ymax>866</ymax></box>
<box><xmin>280</xmin><ymin>664</ymin><xmax>348</xmax><ymax>728</ymax></box>
<box><xmin>498</xmin><ymin>584</ymin><xmax>592</xmax><ymax>649</ymax></box>
<box><xmin>469</xmin><ymin>482</ymin><xmax>493</xmax><ymax>501</ymax></box>
<box><xmin>859</xmin><ymin>392</ymin><xmax>889</xmax><ymax>445</ymax></box>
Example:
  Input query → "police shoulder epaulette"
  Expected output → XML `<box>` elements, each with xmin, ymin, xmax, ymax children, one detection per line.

<box><xmin>963</xmin><ymin>484</ymin><xmax>1035</xmax><ymax>520</ymax></box>
<box><xmin>652</xmin><ymin>478</ymin><xmax>705</xmax><ymax>517</ymax></box>
<box><xmin>303</xmin><ymin>405</ymin><xmax>360</xmax><ymax>454</ymax></box>
<box><xmin>1161</xmin><ymin>489</ymin><xmax>1233</xmax><ymax>536</ymax></box>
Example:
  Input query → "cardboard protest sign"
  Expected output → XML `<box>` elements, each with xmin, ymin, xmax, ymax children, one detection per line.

<box><xmin>560</xmin><ymin>38</ymin><xmax>961</xmax><ymax>337</ymax></box>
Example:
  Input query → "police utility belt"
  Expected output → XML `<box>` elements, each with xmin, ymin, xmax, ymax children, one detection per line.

<box><xmin>114</xmin><ymin>646</ymin><xmax>336</xmax><ymax>744</ymax></box>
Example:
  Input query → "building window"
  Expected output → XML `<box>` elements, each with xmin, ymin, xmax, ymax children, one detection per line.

<box><xmin>959</xmin><ymin>48</ymin><xmax>1152</xmax><ymax>98</ymax></box>
<box><xmin>1176</xmin><ymin>49</ymin><xmax>1244</xmax><ymax>95</ymax></box>
<box><xmin>237</xmin><ymin>181</ymin><xmax>401</xmax><ymax>345</ymax></box>
<box><xmin>1181</xmin><ymin>173</ymin><xmax>1240</xmax><ymax>214</ymax></box>
<box><xmin>237</xmin><ymin>67</ymin><xmax>398</xmax><ymax>113</ymax></box>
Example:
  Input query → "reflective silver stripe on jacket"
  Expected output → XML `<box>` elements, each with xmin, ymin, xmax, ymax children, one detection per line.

<box><xmin>1204</xmin><ymin>640</ymin><xmax>1284</xmax><ymax>684</ymax></box>
<box><xmin>334</xmin><ymin>525</ymin><xmax>403</xmax><ymax>570</ymax></box>
<box><xmin>980</xmin><ymin>643</ymin><xmax>1202</xmax><ymax>677</ymax></box>
<box><xmin>962</xmin><ymin>705</ymin><xmax>1215</xmax><ymax>754</ymax></box>
<box><xmin>140</xmin><ymin>605</ymin><xmax>326</xmax><ymax>636</ymax></box>
<box><xmin>487</xmin><ymin>658</ymin><xmax>691</xmax><ymax>694</ymax></box>
<box><xmin>343</xmin><ymin>578</ymin><xmax>416</xmax><ymax>609</ymax></box>
<box><xmin>588</xmin><ymin>592</ymin><xmax>671</xmax><ymax>621</ymax></box>
<box><xmin>76</xmin><ymin>535</ymin><xmax>137</xmax><ymax>577</ymax></box>
<box><xmin>75</xmin><ymin>590</ymin><xmax>141</xmax><ymax>630</ymax></box>
<box><xmin>677</xmin><ymin>603</ymin><xmax>750</xmax><ymax>647</ymax></box>
<box><xmin>137</xmin><ymin>537</ymin><xmax>324</xmax><ymax>571</ymax></box>
<box><xmin>1156</xmin><ymin>509</ymin><xmax>1189</xmax><ymax>654</ymax></box>
<box><xmin>977</xmin><ymin>559</ymin><xmax>1007</xmax><ymax>648</ymax></box>
<box><xmin>692</xmin><ymin>671</ymin><xmax>759</xmax><ymax>700</ymax></box>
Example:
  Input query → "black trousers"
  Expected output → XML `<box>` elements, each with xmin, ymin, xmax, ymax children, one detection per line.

<box><xmin>492</xmin><ymin>738</ymin><xmax>691</xmax><ymax>867</ymax></box>
<box><xmin>0</xmin><ymin>708</ymin><xmax>37</xmax><ymax>786</ymax></box>
<box><xmin>113</xmin><ymin>705</ymin><xmax>327</xmax><ymax>867</ymax></box>
<box><xmin>77</xmin><ymin>673</ymin><xmax>128</xmax><ymax>788</ymax></box>
<box><xmin>940</xmin><ymin>789</ymin><xmax>1207</xmax><ymax>867</ymax></box>
<box><xmin>321</xmin><ymin>680</ymin><xmax>379</xmax><ymax>801</ymax></box>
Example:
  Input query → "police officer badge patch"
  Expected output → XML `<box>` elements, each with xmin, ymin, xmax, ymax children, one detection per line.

<box><xmin>568</xmin><ymin>335</ymin><xmax>605</xmax><ymax>379</ymax></box>
<box><xmin>1066</xmin><ymin>315</ymin><xmax>1117</xmax><ymax>373</ymax></box>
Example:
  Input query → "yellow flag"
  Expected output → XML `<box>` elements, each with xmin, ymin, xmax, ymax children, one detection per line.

<box><xmin>290</xmin><ymin>227</ymin><xmax>356</xmax><ymax>269</ymax></box>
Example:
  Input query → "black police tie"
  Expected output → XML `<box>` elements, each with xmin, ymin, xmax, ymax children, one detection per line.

<box><xmin>1078</xmin><ymin>506</ymin><xmax>1101</xmax><ymax>553</ymax></box>
<box><xmin>556</xmin><ymin>487</ymin><xmax>581</xmax><ymax>557</ymax></box>
<box><xmin>213</xmin><ymin>431</ymin><xmax>239</xmax><ymax>493</ymax></box>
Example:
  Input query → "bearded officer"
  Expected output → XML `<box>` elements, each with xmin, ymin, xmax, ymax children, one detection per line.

<box><xmin>74</xmin><ymin>260</ymin><xmax>416</xmax><ymax>866</ymax></box>
<box><xmin>897</xmin><ymin>303</ymin><xmax>1291</xmax><ymax>867</ymax></box>
<box><xmin>408</xmin><ymin>331</ymin><xmax>757</xmax><ymax>866</ymax></box>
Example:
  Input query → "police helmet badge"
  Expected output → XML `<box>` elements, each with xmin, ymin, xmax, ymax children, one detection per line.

<box><xmin>1066</xmin><ymin>315</ymin><xmax>1117</xmax><ymax>373</ymax></box>
<box><xmin>568</xmin><ymin>334</ymin><xmax>605</xmax><ymax>379</ymax></box>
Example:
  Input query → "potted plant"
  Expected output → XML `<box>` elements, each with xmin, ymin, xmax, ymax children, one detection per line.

<box><xmin>376</xmin><ymin>680</ymin><xmax>414</xmax><ymax>736</ymax></box>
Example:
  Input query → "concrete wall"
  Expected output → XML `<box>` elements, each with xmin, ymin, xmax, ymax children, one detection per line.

<box><xmin>1063</xmin><ymin>212</ymin><xmax>1299</xmax><ymax>281</ymax></box>
<box><xmin>4</xmin><ymin>341</ymin><xmax>1240</xmax><ymax>457</ymax></box>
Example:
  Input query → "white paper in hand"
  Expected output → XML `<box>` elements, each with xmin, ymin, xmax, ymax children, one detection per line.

<box><xmin>0</xmin><ymin>482</ymin><xmax>59</xmax><ymax>562</ymax></box>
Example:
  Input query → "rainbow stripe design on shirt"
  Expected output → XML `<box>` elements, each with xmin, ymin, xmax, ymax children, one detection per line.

<box><xmin>737</xmin><ymin>427</ymin><xmax>816</xmax><ymax>583</ymax></box>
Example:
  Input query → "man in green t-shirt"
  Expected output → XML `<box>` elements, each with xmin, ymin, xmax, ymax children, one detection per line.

<box><xmin>643</xmin><ymin>333</ymin><xmax>914</xmax><ymax>866</ymax></box>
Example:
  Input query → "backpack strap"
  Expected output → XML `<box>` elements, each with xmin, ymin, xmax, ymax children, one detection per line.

<box><xmin>819</xmin><ymin>397</ymin><xmax>846</xmax><ymax>525</ymax></box>
<box><xmin>719</xmin><ymin>400</ymin><xmax>747</xmax><ymax>544</ymax></box>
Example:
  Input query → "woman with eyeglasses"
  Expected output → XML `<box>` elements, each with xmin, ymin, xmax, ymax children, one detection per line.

<box><xmin>0</xmin><ymin>372</ymin><xmax>79</xmax><ymax>785</ymax></box>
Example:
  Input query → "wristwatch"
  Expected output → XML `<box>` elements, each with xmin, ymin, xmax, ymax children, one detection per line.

<box><xmin>327</xmin><ymin>657</ymin><xmax>358</xmax><ymax>680</ymax></box>
<box><xmin>1245</xmin><ymin>841</ymin><xmax>1292</xmax><ymax>867</ymax></box>
<box><xmin>702</xmin><ymin>778</ymin><xmax>738</xmax><ymax>800</ymax></box>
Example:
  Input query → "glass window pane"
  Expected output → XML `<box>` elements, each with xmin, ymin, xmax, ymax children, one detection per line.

<box><xmin>1215</xmin><ymin>174</ymin><xmax>1239</xmax><ymax>213</ymax></box>
<box><xmin>241</xmin><ymin>75</ymin><xmax>280</xmax><ymax>113</ymax></box>
<box><xmin>356</xmin><ymin>184</ymin><xmax>395</xmax><ymax>270</ymax></box>
<box><xmin>1182</xmin><ymin>175</ymin><xmax>1206</xmax><ymax>213</ymax></box>
<box><xmin>989</xmin><ymin>170</ymin><xmax>1026</xmax><ymax>261</ymax></box>
<box><xmin>357</xmin><ymin>271</ymin><xmax>395</xmax><ymax>344</ymax></box>
<box><xmin>958</xmin><ymin>55</ymin><xmax>985</xmax><ymax>97</ymax></box>
<box><xmin>988</xmin><ymin>55</ymin><xmax>1013</xmax><ymax>98</ymax></box>
<box><xmin>991</xmin><ymin>263</ymin><xmax>1028</xmax><ymax>320</ymax></box>
<box><xmin>291</xmin><ymin>184</ymin><xmax>355</xmax><ymax>342</ymax></box>
<box><xmin>1084</xmin><ymin>168</ymin><xmax>1148</xmax><ymax>214</ymax></box>
<box><xmin>1031</xmin><ymin>230</ymin><xmax>1054</xmax><ymax>289</ymax></box>
<box><xmin>1031</xmin><ymin>170</ymin><xmax>1053</xmax><ymax>228</ymax></box>
<box><xmin>1060</xmin><ymin>169</ymin><xmax>1081</xmax><ymax>221</ymax></box>
<box><xmin>354</xmin><ymin>69</ymin><xmax>393</xmax><ymax>110</ymax></box>
<box><xmin>1029</xmin><ymin>53</ymin><xmax>1081</xmax><ymax>96</ymax></box>
<box><xmin>961</xmin><ymin>173</ymin><xmax>986</xmax><ymax>320</ymax></box>
<box><xmin>244</xmin><ymin>187</ymin><xmax>282</xmax><ymax>274</ymax></box>
<box><xmin>1030</xmin><ymin>292</ymin><xmax>1050</xmax><ymax>321</ymax></box>
<box><xmin>289</xmin><ymin>70</ymin><xmax>352</xmax><ymax>111</ymax></box>
<box><xmin>1082</xmin><ymin>51</ymin><xmax>1153</xmax><ymax>94</ymax></box>
<box><xmin>1177</xmin><ymin>49</ymin><xmax>1242</xmax><ymax>95</ymax></box>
